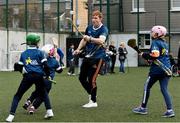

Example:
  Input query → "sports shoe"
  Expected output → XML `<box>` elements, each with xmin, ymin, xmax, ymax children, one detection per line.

<box><xmin>62</xmin><ymin>65</ymin><xmax>65</xmax><ymax>69</ymax></box>
<box><xmin>44</xmin><ymin>109</ymin><xmax>54</xmax><ymax>119</ymax></box>
<box><xmin>162</xmin><ymin>110</ymin><xmax>175</xmax><ymax>118</ymax></box>
<box><xmin>67</xmin><ymin>72</ymin><xmax>71</xmax><ymax>75</ymax></box>
<box><xmin>6</xmin><ymin>114</ymin><xmax>14</xmax><ymax>122</ymax></box>
<box><xmin>23</xmin><ymin>100</ymin><xmax>31</xmax><ymax>110</ymax></box>
<box><xmin>132</xmin><ymin>107</ymin><xmax>148</xmax><ymax>115</ymax></box>
<box><xmin>28</xmin><ymin>106</ymin><xmax>35</xmax><ymax>114</ymax></box>
<box><xmin>82</xmin><ymin>100</ymin><xmax>98</xmax><ymax>108</ymax></box>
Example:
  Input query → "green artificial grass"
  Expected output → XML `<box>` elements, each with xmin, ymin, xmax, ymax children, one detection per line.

<box><xmin>0</xmin><ymin>67</ymin><xmax>179</xmax><ymax>122</ymax></box>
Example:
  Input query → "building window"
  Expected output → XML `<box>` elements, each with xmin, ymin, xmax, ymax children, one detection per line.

<box><xmin>171</xmin><ymin>0</ymin><xmax>180</xmax><ymax>11</ymax></box>
<box><xmin>139</xmin><ymin>34</ymin><xmax>151</xmax><ymax>49</ymax></box>
<box><xmin>44</xmin><ymin>0</ymin><xmax>51</xmax><ymax>11</ymax></box>
<box><xmin>131</xmin><ymin>0</ymin><xmax>145</xmax><ymax>13</ymax></box>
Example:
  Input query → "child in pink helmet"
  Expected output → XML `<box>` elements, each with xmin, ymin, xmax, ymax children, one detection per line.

<box><xmin>132</xmin><ymin>25</ymin><xmax>175</xmax><ymax>118</ymax></box>
<box><xmin>22</xmin><ymin>44</ymin><xmax>63</xmax><ymax>116</ymax></box>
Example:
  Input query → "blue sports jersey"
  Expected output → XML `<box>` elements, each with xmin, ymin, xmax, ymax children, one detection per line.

<box><xmin>149</xmin><ymin>39</ymin><xmax>171</xmax><ymax>75</ymax></box>
<box><xmin>47</xmin><ymin>57</ymin><xmax>61</xmax><ymax>79</ymax></box>
<box><xmin>85</xmin><ymin>24</ymin><xmax>108</xmax><ymax>59</ymax></box>
<box><xmin>19</xmin><ymin>47</ymin><xmax>47</xmax><ymax>75</ymax></box>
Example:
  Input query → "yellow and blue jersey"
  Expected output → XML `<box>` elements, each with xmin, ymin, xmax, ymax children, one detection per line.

<box><xmin>19</xmin><ymin>47</ymin><xmax>47</xmax><ymax>75</ymax></box>
<box><xmin>149</xmin><ymin>39</ymin><xmax>171</xmax><ymax>75</ymax></box>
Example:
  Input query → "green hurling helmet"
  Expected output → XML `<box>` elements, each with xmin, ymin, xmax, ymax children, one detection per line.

<box><xmin>26</xmin><ymin>33</ymin><xmax>40</xmax><ymax>45</ymax></box>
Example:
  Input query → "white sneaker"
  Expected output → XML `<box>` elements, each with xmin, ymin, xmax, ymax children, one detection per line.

<box><xmin>28</xmin><ymin>106</ymin><xmax>35</xmax><ymax>114</ymax></box>
<box><xmin>44</xmin><ymin>109</ymin><xmax>54</xmax><ymax>119</ymax></box>
<box><xmin>82</xmin><ymin>100</ymin><xmax>98</xmax><ymax>108</ymax></box>
<box><xmin>6</xmin><ymin>114</ymin><xmax>15</xmax><ymax>122</ymax></box>
<box><xmin>67</xmin><ymin>72</ymin><xmax>71</xmax><ymax>75</ymax></box>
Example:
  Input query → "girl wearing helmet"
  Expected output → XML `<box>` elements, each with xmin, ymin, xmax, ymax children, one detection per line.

<box><xmin>133</xmin><ymin>26</ymin><xmax>175</xmax><ymax>118</ymax></box>
<box><xmin>23</xmin><ymin>44</ymin><xmax>63</xmax><ymax>115</ymax></box>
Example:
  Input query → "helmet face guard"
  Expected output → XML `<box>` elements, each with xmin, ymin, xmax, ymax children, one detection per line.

<box><xmin>49</xmin><ymin>47</ymin><xmax>55</xmax><ymax>56</ymax></box>
<box><xmin>151</xmin><ymin>25</ymin><xmax>167</xmax><ymax>37</ymax></box>
<box><xmin>41</xmin><ymin>44</ymin><xmax>55</xmax><ymax>57</ymax></box>
<box><xmin>26</xmin><ymin>33</ymin><xmax>40</xmax><ymax>45</ymax></box>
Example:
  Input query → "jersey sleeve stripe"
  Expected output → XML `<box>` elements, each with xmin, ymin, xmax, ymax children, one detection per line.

<box><xmin>41</xmin><ymin>58</ymin><xmax>47</xmax><ymax>63</ymax></box>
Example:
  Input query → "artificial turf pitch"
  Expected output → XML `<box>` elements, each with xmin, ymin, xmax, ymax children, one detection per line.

<box><xmin>0</xmin><ymin>67</ymin><xmax>179</xmax><ymax>122</ymax></box>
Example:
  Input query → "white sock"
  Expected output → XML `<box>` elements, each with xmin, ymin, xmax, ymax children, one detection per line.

<box><xmin>167</xmin><ymin>109</ymin><xmax>173</xmax><ymax>112</ymax></box>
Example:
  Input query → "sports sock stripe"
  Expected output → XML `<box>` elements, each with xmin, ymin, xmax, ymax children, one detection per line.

<box><xmin>92</xmin><ymin>59</ymin><xmax>103</xmax><ymax>88</ymax></box>
<box><xmin>143</xmin><ymin>76</ymin><xmax>150</xmax><ymax>103</ymax></box>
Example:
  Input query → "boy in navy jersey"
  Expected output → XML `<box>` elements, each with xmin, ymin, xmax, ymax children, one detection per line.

<box><xmin>132</xmin><ymin>26</ymin><xmax>175</xmax><ymax>118</ymax></box>
<box><xmin>73</xmin><ymin>10</ymin><xmax>108</xmax><ymax>108</ymax></box>
<box><xmin>6</xmin><ymin>33</ymin><xmax>52</xmax><ymax>122</ymax></box>
<box><xmin>23</xmin><ymin>44</ymin><xmax>63</xmax><ymax>116</ymax></box>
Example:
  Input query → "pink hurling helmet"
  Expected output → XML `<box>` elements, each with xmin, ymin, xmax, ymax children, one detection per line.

<box><xmin>49</xmin><ymin>47</ymin><xmax>55</xmax><ymax>56</ymax></box>
<box><xmin>41</xmin><ymin>44</ymin><xmax>55</xmax><ymax>57</ymax></box>
<box><xmin>151</xmin><ymin>25</ymin><xmax>167</xmax><ymax>37</ymax></box>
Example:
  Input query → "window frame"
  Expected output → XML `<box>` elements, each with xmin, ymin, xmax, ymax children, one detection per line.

<box><xmin>131</xmin><ymin>0</ymin><xmax>146</xmax><ymax>13</ymax></box>
<box><xmin>139</xmin><ymin>32</ymin><xmax>151</xmax><ymax>49</ymax></box>
<box><xmin>171</xmin><ymin>0</ymin><xmax>180</xmax><ymax>11</ymax></box>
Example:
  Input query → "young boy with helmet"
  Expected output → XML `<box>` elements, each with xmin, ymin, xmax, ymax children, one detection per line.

<box><xmin>132</xmin><ymin>25</ymin><xmax>175</xmax><ymax>118</ymax></box>
<box><xmin>22</xmin><ymin>44</ymin><xmax>63</xmax><ymax>115</ymax></box>
<box><xmin>6</xmin><ymin>33</ymin><xmax>53</xmax><ymax>122</ymax></box>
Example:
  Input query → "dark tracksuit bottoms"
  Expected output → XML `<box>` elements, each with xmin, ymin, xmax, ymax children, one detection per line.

<box><xmin>141</xmin><ymin>75</ymin><xmax>173</xmax><ymax>110</ymax></box>
<box><xmin>79</xmin><ymin>58</ymin><xmax>103</xmax><ymax>102</ymax></box>
<box><xmin>110</xmin><ymin>55</ymin><xmax>116</xmax><ymax>73</ymax></box>
<box><xmin>27</xmin><ymin>79</ymin><xmax>52</xmax><ymax>109</ymax></box>
<box><xmin>9</xmin><ymin>73</ymin><xmax>51</xmax><ymax>114</ymax></box>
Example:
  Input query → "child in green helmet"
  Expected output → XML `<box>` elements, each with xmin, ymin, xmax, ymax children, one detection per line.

<box><xmin>6</xmin><ymin>33</ymin><xmax>53</xmax><ymax>122</ymax></box>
